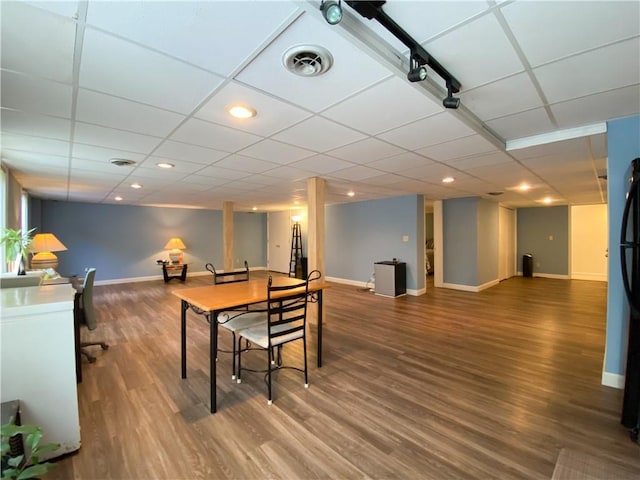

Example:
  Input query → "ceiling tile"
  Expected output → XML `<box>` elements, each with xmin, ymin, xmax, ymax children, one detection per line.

<box><xmin>74</xmin><ymin>122</ymin><xmax>162</xmax><ymax>154</ymax></box>
<box><xmin>459</xmin><ymin>72</ymin><xmax>543</xmax><ymax>122</ymax></box>
<box><xmin>238</xmin><ymin>139</ymin><xmax>315</xmax><ymax>164</ymax></box>
<box><xmin>272</xmin><ymin>116</ymin><xmax>366</xmax><ymax>152</ymax></box>
<box><xmin>417</xmin><ymin>134</ymin><xmax>498</xmax><ymax>162</ymax></box>
<box><xmin>85</xmin><ymin>1</ymin><xmax>301</xmax><ymax>76</ymax></box>
<box><xmin>213</xmin><ymin>155</ymin><xmax>280</xmax><ymax>174</ymax></box>
<box><xmin>485</xmin><ymin>108</ymin><xmax>555</xmax><ymax>141</ymax></box>
<box><xmin>1</xmin><ymin>109</ymin><xmax>71</xmax><ymax>141</ymax></box>
<box><xmin>378</xmin><ymin>112</ymin><xmax>475</xmax><ymax>150</ymax></box>
<box><xmin>72</xmin><ymin>143</ymin><xmax>146</xmax><ymax>164</ymax></box>
<box><xmin>71</xmin><ymin>157</ymin><xmax>136</xmax><ymax>176</ymax></box>
<box><xmin>322</xmin><ymin>77</ymin><xmax>442</xmax><ymax>135</ymax></box>
<box><xmin>365</xmin><ymin>152</ymin><xmax>433</xmax><ymax>173</ymax></box>
<box><xmin>1</xmin><ymin>132</ymin><xmax>70</xmax><ymax>157</ymax></box>
<box><xmin>328</xmin><ymin>165</ymin><xmax>386</xmax><ymax>181</ymax></box>
<box><xmin>79</xmin><ymin>28</ymin><xmax>224</xmax><ymax>114</ymax></box>
<box><xmin>0</xmin><ymin>2</ymin><xmax>75</xmax><ymax>83</ymax></box>
<box><xmin>534</xmin><ymin>39</ymin><xmax>640</xmax><ymax>104</ymax></box>
<box><xmin>1</xmin><ymin>70</ymin><xmax>73</xmax><ymax>118</ymax></box>
<box><xmin>502</xmin><ymin>1</ymin><xmax>640</xmax><ymax>67</ymax></box>
<box><xmin>2</xmin><ymin>149</ymin><xmax>69</xmax><ymax>170</ymax></box>
<box><xmin>444</xmin><ymin>151</ymin><xmax>514</xmax><ymax>170</ymax></box>
<box><xmin>327</xmin><ymin>137</ymin><xmax>405</xmax><ymax>163</ymax></box>
<box><xmin>170</xmin><ymin>118</ymin><xmax>262</xmax><ymax>152</ymax></box>
<box><xmin>76</xmin><ymin>89</ymin><xmax>186</xmax><ymax>137</ymax></box>
<box><xmin>551</xmin><ymin>86</ymin><xmax>640</xmax><ymax>129</ymax></box>
<box><xmin>424</xmin><ymin>13</ymin><xmax>524</xmax><ymax>90</ymax></box>
<box><xmin>236</xmin><ymin>13</ymin><xmax>393</xmax><ymax>112</ymax></box>
<box><xmin>153</xmin><ymin>140</ymin><xmax>228</xmax><ymax>165</ymax></box>
<box><xmin>195</xmin><ymin>81</ymin><xmax>312</xmax><ymax>136</ymax></box>
<box><xmin>288</xmin><ymin>155</ymin><xmax>353</xmax><ymax>175</ymax></box>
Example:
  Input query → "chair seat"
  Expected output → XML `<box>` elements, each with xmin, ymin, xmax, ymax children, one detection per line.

<box><xmin>240</xmin><ymin>323</ymin><xmax>304</xmax><ymax>349</ymax></box>
<box><xmin>218</xmin><ymin>312</ymin><xmax>265</xmax><ymax>332</ymax></box>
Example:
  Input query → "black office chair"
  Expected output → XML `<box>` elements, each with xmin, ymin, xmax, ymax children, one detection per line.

<box><xmin>237</xmin><ymin>272</ymin><xmax>317</xmax><ymax>405</ymax></box>
<box><xmin>77</xmin><ymin>268</ymin><xmax>109</xmax><ymax>363</ymax></box>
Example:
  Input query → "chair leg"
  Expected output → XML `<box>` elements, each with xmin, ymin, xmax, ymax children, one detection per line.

<box><xmin>303</xmin><ymin>336</ymin><xmax>308</xmax><ymax>388</ymax></box>
<box><xmin>267</xmin><ymin>347</ymin><xmax>273</xmax><ymax>406</ymax></box>
<box><xmin>231</xmin><ymin>332</ymin><xmax>237</xmax><ymax>380</ymax></box>
<box><xmin>80</xmin><ymin>349</ymin><xmax>96</xmax><ymax>364</ymax></box>
<box><xmin>236</xmin><ymin>335</ymin><xmax>243</xmax><ymax>384</ymax></box>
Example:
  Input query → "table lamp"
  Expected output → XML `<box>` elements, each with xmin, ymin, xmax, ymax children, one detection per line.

<box><xmin>30</xmin><ymin>233</ymin><xmax>68</xmax><ymax>270</ymax></box>
<box><xmin>165</xmin><ymin>238</ymin><xmax>186</xmax><ymax>263</ymax></box>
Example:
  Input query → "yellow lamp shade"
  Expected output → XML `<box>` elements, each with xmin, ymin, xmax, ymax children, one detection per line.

<box><xmin>164</xmin><ymin>238</ymin><xmax>186</xmax><ymax>263</ymax></box>
<box><xmin>30</xmin><ymin>233</ymin><xmax>67</xmax><ymax>270</ymax></box>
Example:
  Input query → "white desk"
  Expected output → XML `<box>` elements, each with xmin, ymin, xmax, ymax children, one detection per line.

<box><xmin>0</xmin><ymin>284</ymin><xmax>81</xmax><ymax>459</ymax></box>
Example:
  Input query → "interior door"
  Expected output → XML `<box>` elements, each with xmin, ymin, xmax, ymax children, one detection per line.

<box><xmin>498</xmin><ymin>206</ymin><xmax>516</xmax><ymax>281</ymax></box>
<box><xmin>267</xmin><ymin>211</ymin><xmax>291</xmax><ymax>274</ymax></box>
<box><xmin>570</xmin><ymin>204</ymin><xmax>608</xmax><ymax>281</ymax></box>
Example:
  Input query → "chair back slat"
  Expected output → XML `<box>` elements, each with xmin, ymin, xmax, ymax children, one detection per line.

<box><xmin>266</xmin><ymin>275</ymin><xmax>309</xmax><ymax>346</ymax></box>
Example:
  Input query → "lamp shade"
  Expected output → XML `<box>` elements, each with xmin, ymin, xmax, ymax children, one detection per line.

<box><xmin>164</xmin><ymin>238</ymin><xmax>186</xmax><ymax>250</ymax></box>
<box><xmin>30</xmin><ymin>233</ymin><xmax>67</xmax><ymax>270</ymax></box>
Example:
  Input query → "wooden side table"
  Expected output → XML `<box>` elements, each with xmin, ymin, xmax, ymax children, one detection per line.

<box><xmin>162</xmin><ymin>263</ymin><xmax>188</xmax><ymax>283</ymax></box>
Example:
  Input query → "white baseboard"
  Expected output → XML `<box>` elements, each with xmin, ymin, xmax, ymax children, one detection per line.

<box><xmin>517</xmin><ymin>271</ymin><xmax>570</xmax><ymax>280</ymax></box>
<box><xmin>441</xmin><ymin>279</ymin><xmax>500</xmax><ymax>292</ymax></box>
<box><xmin>601</xmin><ymin>371</ymin><xmax>625</xmax><ymax>389</ymax></box>
<box><xmin>325</xmin><ymin>276</ymin><xmax>422</xmax><ymax>296</ymax></box>
<box><xmin>571</xmin><ymin>273</ymin><xmax>607</xmax><ymax>282</ymax></box>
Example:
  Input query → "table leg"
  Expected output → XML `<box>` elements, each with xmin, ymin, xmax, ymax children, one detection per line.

<box><xmin>181</xmin><ymin>300</ymin><xmax>188</xmax><ymax>378</ymax></box>
<box><xmin>210</xmin><ymin>309</ymin><xmax>219</xmax><ymax>413</ymax></box>
<box><xmin>317</xmin><ymin>289</ymin><xmax>323</xmax><ymax>368</ymax></box>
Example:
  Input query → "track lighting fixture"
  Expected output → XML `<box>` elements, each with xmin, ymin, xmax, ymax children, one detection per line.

<box><xmin>320</xmin><ymin>0</ymin><xmax>343</xmax><ymax>25</ymax></box>
<box><xmin>332</xmin><ymin>1</ymin><xmax>462</xmax><ymax>106</ymax></box>
<box><xmin>407</xmin><ymin>51</ymin><xmax>427</xmax><ymax>83</ymax></box>
<box><xmin>443</xmin><ymin>81</ymin><xmax>460</xmax><ymax>109</ymax></box>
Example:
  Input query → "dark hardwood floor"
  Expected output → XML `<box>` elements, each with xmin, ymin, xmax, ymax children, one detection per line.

<box><xmin>48</xmin><ymin>273</ymin><xmax>640</xmax><ymax>479</ymax></box>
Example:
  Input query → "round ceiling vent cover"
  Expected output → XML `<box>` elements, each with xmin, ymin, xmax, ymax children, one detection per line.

<box><xmin>283</xmin><ymin>45</ymin><xmax>333</xmax><ymax>77</ymax></box>
<box><xmin>110</xmin><ymin>158</ymin><xmax>136</xmax><ymax>167</ymax></box>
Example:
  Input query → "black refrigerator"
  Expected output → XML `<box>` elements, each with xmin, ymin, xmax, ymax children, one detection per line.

<box><xmin>620</xmin><ymin>157</ymin><xmax>640</xmax><ymax>441</ymax></box>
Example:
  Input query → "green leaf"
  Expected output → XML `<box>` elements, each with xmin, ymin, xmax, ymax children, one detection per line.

<box><xmin>16</xmin><ymin>463</ymin><xmax>53</xmax><ymax>480</ymax></box>
<box><xmin>7</xmin><ymin>454</ymin><xmax>24</xmax><ymax>467</ymax></box>
<box><xmin>24</xmin><ymin>429</ymin><xmax>42</xmax><ymax>451</ymax></box>
<box><xmin>32</xmin><ymin>442</ymin><xmax>60</xmax><ymax>456</ymax></box>
<box><xmin>1</xmin><ymin>467</ymin><xmax>20</xmax><ymax>479</ymax></box>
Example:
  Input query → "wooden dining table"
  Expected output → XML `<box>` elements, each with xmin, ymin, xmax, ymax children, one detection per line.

<box><xmin>173</xmin><ymin>276</ymin><xmax>330</xmax><ymax>413</ymax></box>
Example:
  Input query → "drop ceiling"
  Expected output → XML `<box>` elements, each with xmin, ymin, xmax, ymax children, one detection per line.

<box><xmin>1</xmin><ymin>0</ymin><xmax>638</xmax><ymax>211</ymax></box>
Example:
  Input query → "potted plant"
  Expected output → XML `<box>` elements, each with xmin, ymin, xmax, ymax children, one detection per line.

<box><xmin>0</xmin><ymin>228</ymin><xmax>35</xmax><ymax>275</ymax></box>
<box><xmin>1</xmin><ymin>421</ymin><xmax>60</xmax><ymax>479</ymax></box>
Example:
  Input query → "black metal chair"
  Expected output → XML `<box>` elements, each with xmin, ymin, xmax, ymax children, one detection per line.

<box><xmin>202</xmin><ymin>261</ymin><xmax>265</xmax><ymax>379</ymax></box>
<box><xmin>237</xmin><ymin>272</ymin><xmax>316</xmax><ymax>405</ymax></box>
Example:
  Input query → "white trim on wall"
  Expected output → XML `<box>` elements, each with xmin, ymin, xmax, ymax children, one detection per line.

<box><xmin>442</xmin><ymin>279</ymin><xmax>500</xmax><ymax>293</ymax></box>
<box><xmin>601</xmin><ymin>371</ymin><xmax>624</xmax><ymax>389</ymax></box>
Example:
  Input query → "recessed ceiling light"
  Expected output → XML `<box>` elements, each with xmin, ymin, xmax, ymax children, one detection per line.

<box><xmin>131</xmin><ymin>183</ymin><xmax>142</xmax><ymax>189</ymax></box>
<box><xmin>347</xmin><ymin>191</ymin><xmax>355</xmax><ymax>197</ymax></box>
<box><xmin>227</xmin><ymin>104</ymin><xmax>256</xmax><ymax>119</ymax></box>
<box><xmin>114</xmin><ymin>196</ymin><xmax>123</xmax><ymax>201</ymax></box>
<box><xmin>252</xmin><ymin>206</ymin><xmax>257</xmax><ymax>211</ymax></box>
<box><xmin>543</xmin><ymin>197</ymin><xmax>553</xmax><ymax>204</ymax></box>
<box><xmin>156</xmin><ymin>162</ymin><xmax>174</xmax><ymax>169</ymax></box>
<box><xmin>518</xmin><ymin>183</ymin><xmax>531</xmax><ymax>191</ymax></box>
<box><xmin>442</xmin><ymin>176</ymin><xmax>455</xmax><ymax>183</ymax></box>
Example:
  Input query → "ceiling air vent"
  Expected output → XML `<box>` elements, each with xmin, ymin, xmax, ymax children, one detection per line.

<box><xmin>487</xmin><ymin>191</ymin><xmax>504</xmax><ymax>196</ymax></box>
<box><xmin>283</xmin><ymin>45</ymin><xmax>333</xmax><ymax>77</ymax></box>
<box><xmin>110</xmin><ymin>158</ymin><xmax>136</xmax><ymax>167</ymax></box>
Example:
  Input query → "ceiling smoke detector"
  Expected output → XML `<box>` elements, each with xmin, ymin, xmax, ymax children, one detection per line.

<box><xmin>283</xmin><ymin>45</ymin><xmax>333</xmax><ymax>77</ymax></box>
<box><xmin>110</xmin><ymin>158</ymin><xmax>136</xmax><ymax>167</ymax></box>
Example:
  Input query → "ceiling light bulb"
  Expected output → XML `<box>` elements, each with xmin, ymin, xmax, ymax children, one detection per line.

<box><xmin>131</xmin><ymin>183</ymin><xmax>142</xmax><ymax>189</ymax></box>
<box><xmin>227</xmin><ymin>104</ymin><xmax>256</xmax><ymax>119</ymax></box>
<box><xmin>252</xmin><ymin>206</ymin><xmax>257</xmax><ymax>211</ymax></box>
<box><xmin>442</xmin><ymin>176</ymin><xmax>455</xmax><ymax>183</ymax></box>
<box><xmin>543</xmin><ymin>197</ymin><xmax>553</xmax><ymax>204</ymax></box>
<box><xmin>157</xmin><ymin>162</ymin><xmax>174</xmax><ymax>169</ymax></box>
<box><xmin>114</xmin><ymin>196</ymin><xmax>123</xmax><ymax>201</ymax></box>
<box><xmin>347</xmin><ymin>191</ymin><xmax>355</xmax><ymax>197</ymax></box>
<box><xmin>519</xmin><ymin>184</ymin><xmax>531</xmax><ymax>191</ymax></box>
<box><xmin>321</xmin><ymin>0</ymin><xmax>342</xmax><ymax>25</ymax></box>
<box><xmin>407</xmin><ymin>67</ymin><xmax>427</xmax><ymax>83</ymax></box>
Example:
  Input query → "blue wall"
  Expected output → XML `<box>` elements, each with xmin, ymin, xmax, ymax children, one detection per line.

<box><xmin>443</xmin><ymin>197</ymin><xmax>479</xmax><ymax>286</ymax></box>
<box><xmin>34</xmin><ymin>200</ymin><xmax>267</xmax><ymax>281</ymax></box>
<box><xmin>517</xmin><ymin>206</ymin><xmax>569</xmax><ymax>275</ymax></box>
<box><xmin>606</xmin><ymin>115</ymin><xmax>640</xmax><ymax>377</ymax></box>
<box><xmin>325</xmin><ymin>195</ymin><xmax>425</xmax><ymax>291</ymax></box>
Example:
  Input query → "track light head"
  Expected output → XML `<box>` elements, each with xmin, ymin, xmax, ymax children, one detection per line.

<box><xmin>443</xmin><ymin>96</ymin><xmax>460</xmax><ymax>109</ymax></box>
<box><xmin>321</xmin><ymin>0</ymin><xmax>343</xmax><ymax>25</ymax></box>
<box><xmin>443</xmin><ymin>81</ymin><xmax>460</xmax><ymax>109</ymax></box>
<box><xmin>407</xmin><ymin>66</ymin><xmax>427</xmax><ymax>82</ymax></box>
